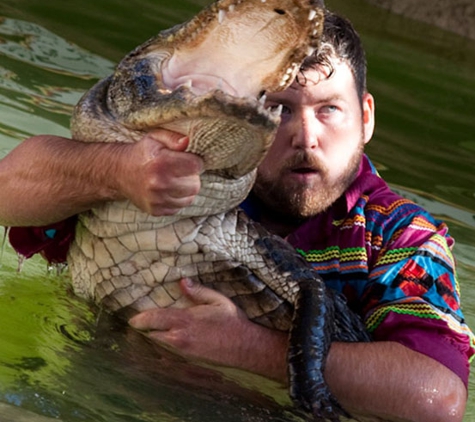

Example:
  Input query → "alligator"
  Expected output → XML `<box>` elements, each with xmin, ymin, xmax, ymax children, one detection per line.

<box><xmin>66</xmin><ymin>0</ymin><xmax>371</xmax><ymax>420</ymax></box>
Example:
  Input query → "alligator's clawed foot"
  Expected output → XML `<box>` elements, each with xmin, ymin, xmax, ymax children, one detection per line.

<box><xmin>288</xmin><ymin>280</ymin><xmax>370</xmax><ymax>421</ymax></box>
<box><xmin>310</xmin><ymin>393</ymin><xmax>350</xmax><ymax>422</ymax></box>
<box><xmin>291</xmin><ymin>380</ymin><xmax>351</xmax><ymax>422</ymax></box>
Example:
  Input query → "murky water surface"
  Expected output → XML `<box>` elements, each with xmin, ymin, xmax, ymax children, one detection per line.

<box><xmin>0</xmin><ymin>0</ymin><xmax>474</xmax><ymax>420</ymax></box>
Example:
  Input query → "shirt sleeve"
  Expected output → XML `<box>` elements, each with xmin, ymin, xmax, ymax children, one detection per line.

<box><xmin>362</xmin><ymin>207</ymin><xmax>475</xmax><ymax>387</ymax></box>
<box><xmin>370</xmin><ymin>310</ymin><xmax>473</xmax><ymax>388</ymax></box>
<box><xmin>8</xmin><ymin>215</ymin><xmax>77</xmax><ymax>264</ymax></box>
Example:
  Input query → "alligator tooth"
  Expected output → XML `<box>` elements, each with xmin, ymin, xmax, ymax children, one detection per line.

<box><xmin>182</xmin><ymin>79</ymin><xmax>192</xmax><ymax>88</ymax></box>
<box><xmin>271</xmin><ymin>104</ymin><xmax>283</xmax><ymax>117</ymax></box>
<box><xmin>308</xmin><ymin>9</ymin><xmax>317</xmax><ymax>21</ymax></box>
<box><xmin>228</xmin><ymin>4</ymin><xmax>235</xmax><ymax>12</ymax></box>
<box><xmin>218</xmin><ymin>9</ymin><xmax>226</xmax><ymax>24</ymax></box>
<box><xmin>259</xmin><ymin>93</ymin><xmax>267</xmax><ymax>105</ymax></box>
<box><xmin>306</xmin><ymin>46</ymin><xmax>315</xmax><ymax>56</ymax></box>
<box><xmin>217</xmin><ymin>78</ymin><xmax>224</xmax><ymax>90</ymax></box>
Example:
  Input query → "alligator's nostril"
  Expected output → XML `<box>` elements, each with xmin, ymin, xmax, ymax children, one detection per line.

<box><xmin>274</xmin><ymin>9</ymin><xmax>286</xmax><ymax>15</ymax></box>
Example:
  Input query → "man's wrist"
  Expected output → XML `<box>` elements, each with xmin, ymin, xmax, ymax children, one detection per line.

<box><xmin>238</xmin><ymin>322</ymin><xmax>288</xmax><ymax>383</ymax></box>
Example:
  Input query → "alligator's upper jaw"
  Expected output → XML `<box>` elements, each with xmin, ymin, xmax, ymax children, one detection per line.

<box><xmin>157</xmin><ymin>0</ymin><xmax>324</xmax><ymax>100</ymax></box>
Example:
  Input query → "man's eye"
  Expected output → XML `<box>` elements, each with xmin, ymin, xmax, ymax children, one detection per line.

<box><xmin>321</xmin><ymin>105</ymin><xmax>338</xmax><ymax>114</ymax></box>
<box><xmin>281</xmin><ymin>105</ymin><xmax>292</xmax><ymax>114</ymax></box>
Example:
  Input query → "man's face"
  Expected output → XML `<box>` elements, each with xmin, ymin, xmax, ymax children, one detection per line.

<box><xmin>254</xmin><ymin>60</ymin><xmax>375</xmax><ymax>219</ymax></box>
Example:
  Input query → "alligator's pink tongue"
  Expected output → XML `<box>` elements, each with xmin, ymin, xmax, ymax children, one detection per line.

<box><xmin>162</xmin><ymin>56</ymin><xmax>238</xmax><ymax>97</ymax></box>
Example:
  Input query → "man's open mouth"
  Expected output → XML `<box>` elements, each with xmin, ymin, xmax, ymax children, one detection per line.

<box><xmin>291</xmin><ymin>167</ymin><xmax>318</xmax><ymax>174</ymax></box>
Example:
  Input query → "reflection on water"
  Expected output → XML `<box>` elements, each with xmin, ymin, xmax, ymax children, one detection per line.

<box><xmin>0</xmin><ymin>16</ymin><xmax>114</xmax><ymax>155</ymax></box>
<box><xmin>0</xmin><ymin>0</ymin><xmax>474</xmax><ymax>420</ymax></box>
<box><xmin>0</xmin><ymin>17</ymin><xmax>112</xmax><ymax>77</ymax></box>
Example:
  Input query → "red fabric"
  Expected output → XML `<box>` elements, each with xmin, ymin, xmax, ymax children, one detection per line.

<box><xmin>8</xmin><ymin>215</ymin><xmax>77</xmax><ymax>264</ymax></box>
<box><xmin>373</xmin><ymin>311</ymin><xmax>473</xmax><ymax>388</ymax></box>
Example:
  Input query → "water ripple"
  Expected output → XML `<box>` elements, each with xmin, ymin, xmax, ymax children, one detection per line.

<box><xmin>0</xmin><ymin>17</ymin><xmax>113</xmax><ymax>78</ymax></box>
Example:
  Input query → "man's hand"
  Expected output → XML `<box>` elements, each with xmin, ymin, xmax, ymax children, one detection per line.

<box><xmin>116</xmin><ymin>130</ymin><xmax>204</xmax><ymax>216</ymax></box>
<box><xmin>0</xmin><ymin>129</ymin><xmax>203</xmax><ymax>226</ymax></box>
<box><xmin>128</xmin><ymin>278</ymin><xmax>289</xmax><ymax>382</ymax></box>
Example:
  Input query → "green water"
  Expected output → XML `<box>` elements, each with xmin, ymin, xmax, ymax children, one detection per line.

<box><xmin>0</xmin><ymin>0</ymin><xmax>474</xmax><ymax>420</ymax></box>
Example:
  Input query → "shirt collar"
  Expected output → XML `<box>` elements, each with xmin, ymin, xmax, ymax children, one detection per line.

<box><xmin>340</xmin><ymin>154</ymin><xmax>381</xmax><ymax>215</ymax></box>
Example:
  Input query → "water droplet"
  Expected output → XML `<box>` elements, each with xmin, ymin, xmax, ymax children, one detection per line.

<box><xmin>46</xmin><ymin>262</ymin><xmax>68</xmax><ymax>276</ymax></box>
<box><xmin>17</xmin><ymin>254</ymin><xmax>25</xmax><ymax>273</ymax></box>
<box><xmin>0</xmin><ymin>226</ymin><xmax>9</xmax><ymax>267</ymax></box>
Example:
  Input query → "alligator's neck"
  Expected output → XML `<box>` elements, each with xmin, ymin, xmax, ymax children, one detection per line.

<box><xmin>246</xmin><ymin>192</ymin><xmax>307</xmax><ymax>238</ymax></box>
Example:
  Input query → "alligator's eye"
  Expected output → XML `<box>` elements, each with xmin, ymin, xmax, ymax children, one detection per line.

<box><xmin>274</xmin><ymin>9</ymin><xmax>286</xmax><ymax>15</ymax></box>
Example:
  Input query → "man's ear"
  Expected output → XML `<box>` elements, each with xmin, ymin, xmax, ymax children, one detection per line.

<box><xmin>362</xmin><ymin>92</ymin><xmax>375</xmax><ymax>145</ymax></box>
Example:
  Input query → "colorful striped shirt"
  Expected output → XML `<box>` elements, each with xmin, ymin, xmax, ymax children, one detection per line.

<box><xmin>242</xmin><ymin>154</ymin><xmax>475</xmax><ymax>386</ymax></box>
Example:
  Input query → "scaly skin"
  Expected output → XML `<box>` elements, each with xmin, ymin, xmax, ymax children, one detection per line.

<box><xmin>67</xmin><ymin>0</ymin><xmax>371</xmax><ymax>420</ymax></box>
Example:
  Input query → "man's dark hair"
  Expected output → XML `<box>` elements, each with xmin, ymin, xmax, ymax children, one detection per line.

<box><xmin>300</xmin><ymin>11</ymin><xmax>367</xmax><ymax>100</ymax></box>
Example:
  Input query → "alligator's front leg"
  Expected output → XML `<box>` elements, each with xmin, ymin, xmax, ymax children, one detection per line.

<box><xmin>254</xmin><ymin>236</ymin><xmax>350</xmax><ymax>421</ymax></box>
<box><xmin>288</xmin><ymin>280</ymin><xmax>353</xmax><ymax>421</ymax></box>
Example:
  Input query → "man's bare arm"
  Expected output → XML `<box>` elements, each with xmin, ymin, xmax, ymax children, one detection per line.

<box><xmin>129</xmin><ymin>280</ymin><xmax>467</xmax><ymax>422</ymax></box>
<box><xmin>0</xmin><ymin>130</ymin><xmax>203</xmax><ymax>226</ymax></box>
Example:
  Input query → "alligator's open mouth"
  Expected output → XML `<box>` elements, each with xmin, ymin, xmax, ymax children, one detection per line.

<box><xmin>159</xmin><ymin>0</ymin><xmax>323</xmax><ymax>101</ymax></box>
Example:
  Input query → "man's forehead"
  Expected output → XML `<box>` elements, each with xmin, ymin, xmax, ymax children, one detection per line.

<box><xmin>265</xmin><ymin>60</ymin><xmax>354</xmax><ymax>102</ymax></box>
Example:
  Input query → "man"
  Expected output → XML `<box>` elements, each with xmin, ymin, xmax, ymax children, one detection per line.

<box><xmin>0</xmin><ymin>12</ymin><xmax>473</xmax><ymax>422</ymax></box>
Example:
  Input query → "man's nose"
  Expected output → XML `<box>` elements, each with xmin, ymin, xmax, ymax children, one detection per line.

<box><xmin>291</xmin><ymin>111</ymin><xmax>319</xmax><ymax>150</ymax></box>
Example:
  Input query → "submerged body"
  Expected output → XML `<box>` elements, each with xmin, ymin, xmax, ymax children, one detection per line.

<box><xmin>68</xmin><ymin>0</ymin><xmax>370</xmax><ymax>420</ymax></box>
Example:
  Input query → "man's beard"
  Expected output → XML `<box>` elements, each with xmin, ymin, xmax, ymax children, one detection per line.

<box><xmin>253</xmin><ymin>143</ymin><xmax>364</xmax><ymax>220</ymax></box>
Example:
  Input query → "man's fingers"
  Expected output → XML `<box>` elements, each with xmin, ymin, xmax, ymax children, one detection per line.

<box><xmin>164</xmin><ymin>177</ymin><xmax>201</xmax><ymax>199</ymax></box>
<box><xmin>128</xmin><ymin>309</ymin><xmax>161</xmax><ymax>331</ymax></box>
<box><xmin>129</xmin><ymin>308</ymin><xmax>181</xmax><ymax>331</ymax></box>
<box><xmin>146</xmin><ymin>328</ymin><xmax>189</xmax><ymax>350</ymax></box>
<box><xmin>180</xmin><ymin>278</ymin><xmax>232</xmax><ymax>307</ymax></box>
<box><xmin>147</xmin><ymin>129</ymin><xmax>189</xmax><ymax>152</ymax></box>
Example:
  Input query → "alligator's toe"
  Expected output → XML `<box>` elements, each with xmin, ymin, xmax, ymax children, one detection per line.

<box><xmin>292</xmin><ymin>381</ymin><xmax>350</xmax><ymax>422</ymax></box>
<box><xmin>310</xmin><ymin>395</ymin><xmax>349</xmax><ymax>422</ymax></box>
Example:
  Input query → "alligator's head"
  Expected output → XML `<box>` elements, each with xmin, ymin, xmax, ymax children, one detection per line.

<box><xmin>103</xmin><ymin>0</ymin><xmax>325</xmax><ymax>179</ymax></box>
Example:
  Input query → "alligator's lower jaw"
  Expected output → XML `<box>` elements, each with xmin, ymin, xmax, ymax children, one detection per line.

<box><xmin>160</xmin><ymin>102</ymin><xmax>279</xmax><ymax>177</ymax></box>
